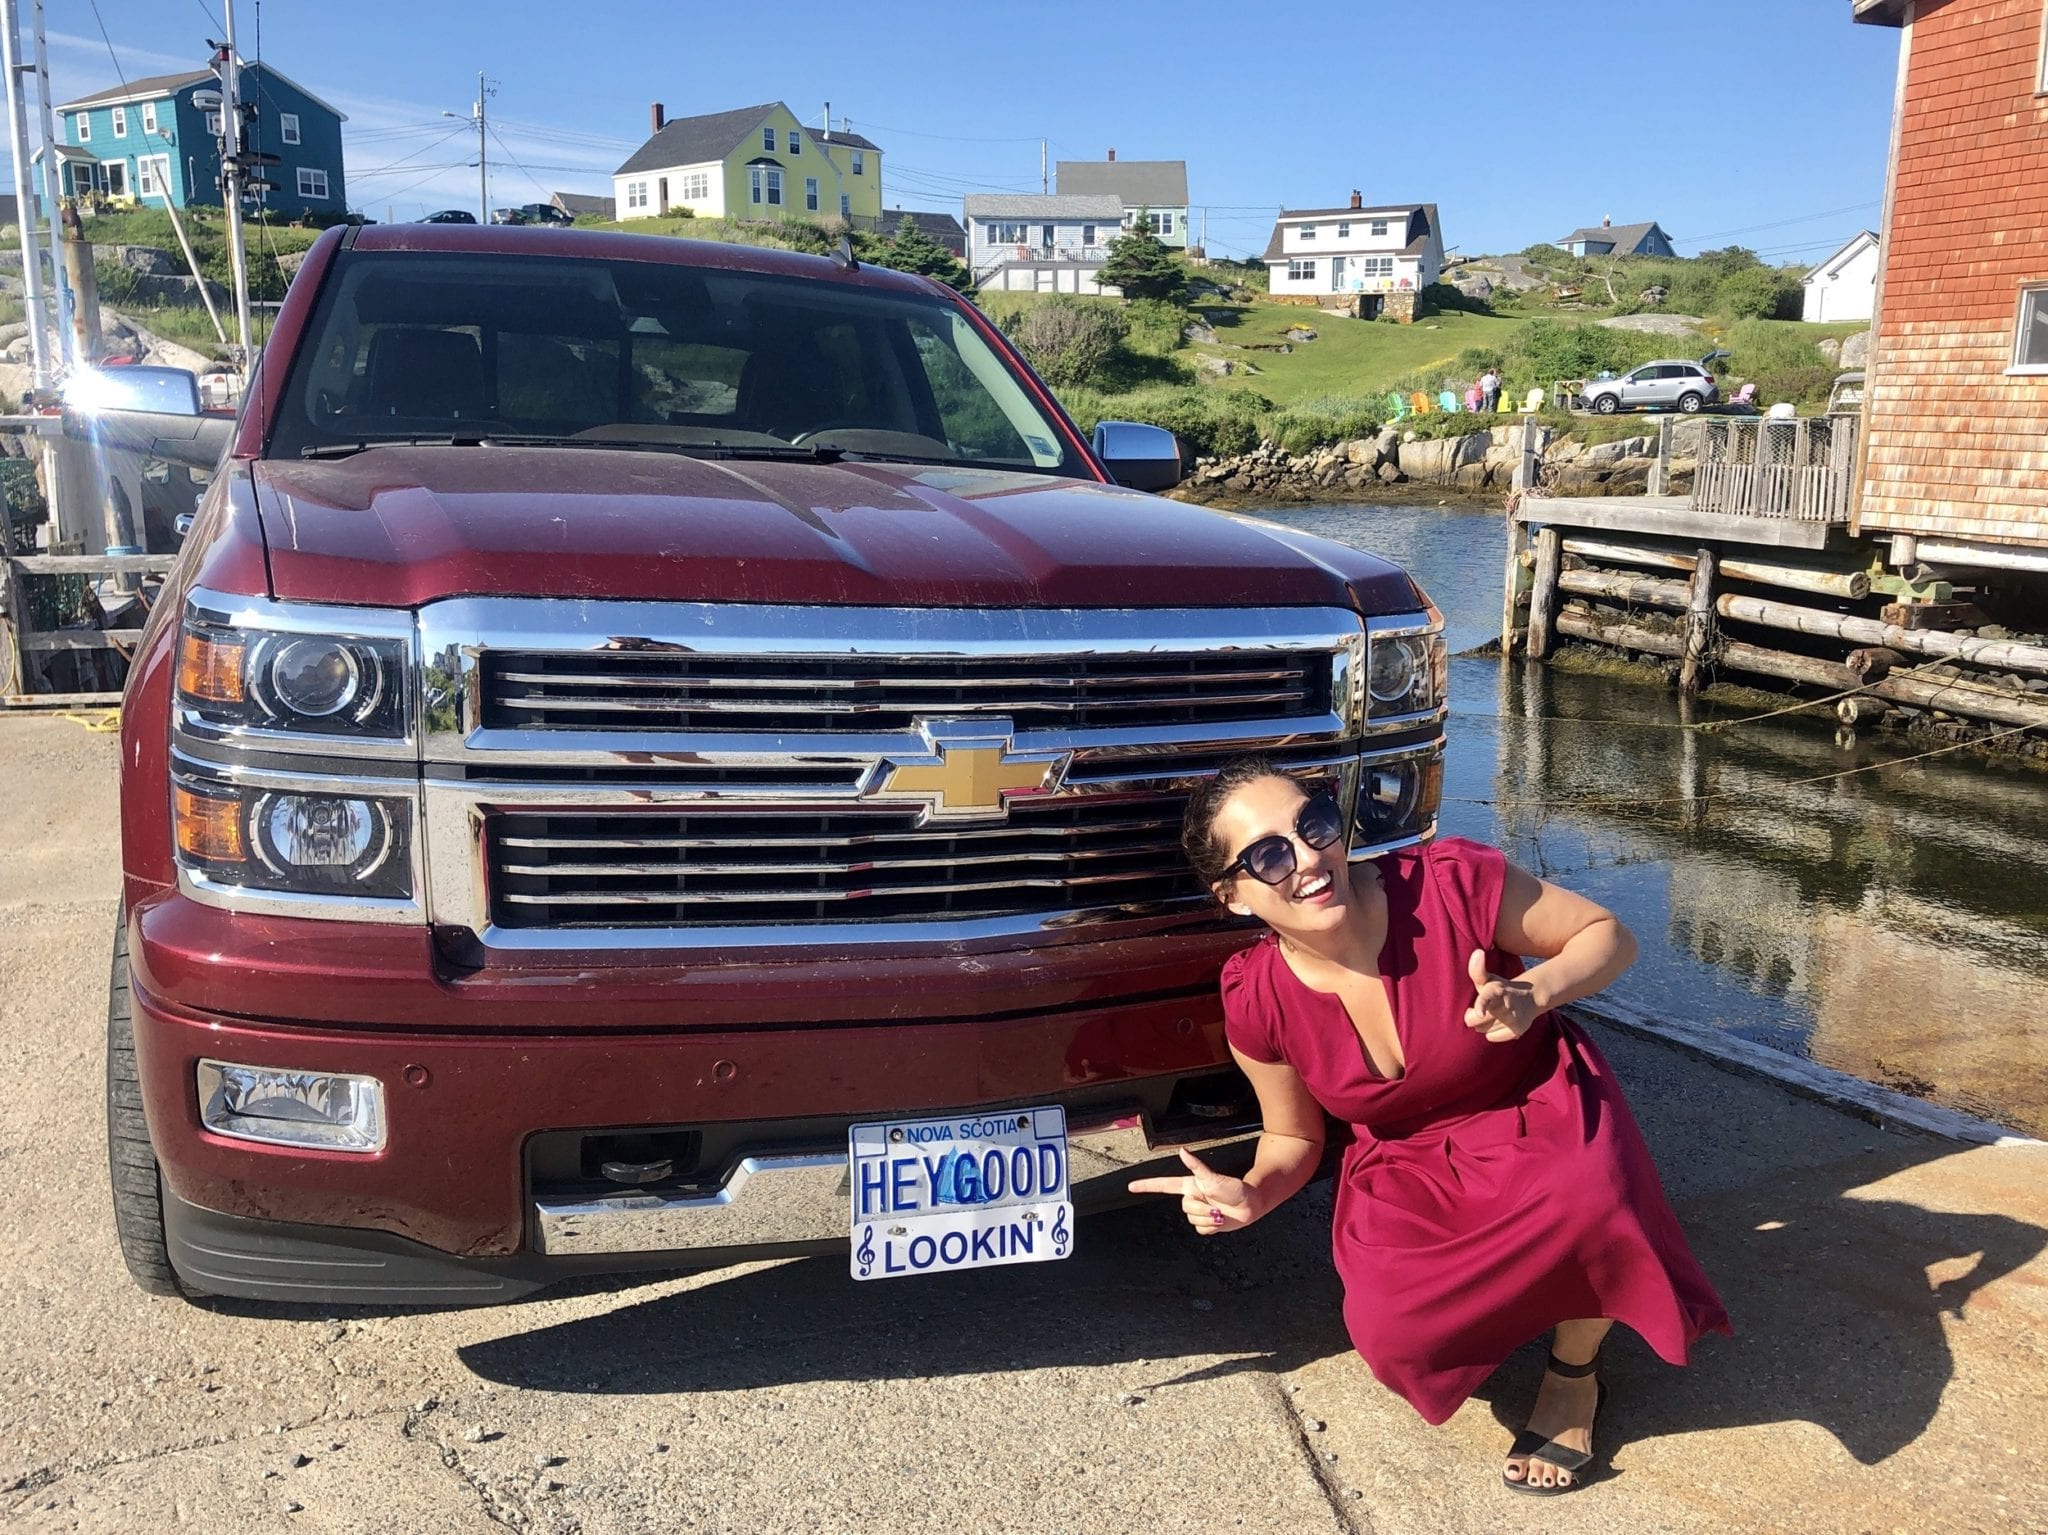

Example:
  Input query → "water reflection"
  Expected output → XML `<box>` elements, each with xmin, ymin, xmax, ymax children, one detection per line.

<box><xmin>1252</xmin><ymin>503</ymin><xmax>2048</xmax><ymax>1137</ymax></box>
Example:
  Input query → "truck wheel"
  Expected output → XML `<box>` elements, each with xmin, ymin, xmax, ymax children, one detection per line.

<box><xmin>106</xmin><ymin>910</ymin><xmax>185</xmax><ymax>1297</ymax></box>
<box><xmin>1677</xmin><ymin>392</ymin><xmax>1704</xmax><ymax>413</ymax></box>
<box><xmin>1593</xmin><ymin>394</ymin><xmax>1619</xmax><ymax>415</ymax></box>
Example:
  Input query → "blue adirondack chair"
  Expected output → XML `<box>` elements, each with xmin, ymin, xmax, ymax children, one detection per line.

<box><xmin>1437</xmin><ymin>390</ymin><xmax>1461</xmax><ymax>414</ymax></box>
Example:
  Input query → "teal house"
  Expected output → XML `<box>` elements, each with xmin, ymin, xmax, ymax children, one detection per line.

<box><xmin>51</xmin><ymin>64</ymin><xmax>348</xmax><ymax>219</ymax></box>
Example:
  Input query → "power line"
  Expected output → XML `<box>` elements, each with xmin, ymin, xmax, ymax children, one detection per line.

<box><xmin>485</xmin><ymin>120</ymin><xmax>549</xmax><ymax>198</ymax></box>
<box><xmin>1674</xmin><ymin>200</ymin><xmax>1881</xmax><ymax>244</ymax></box>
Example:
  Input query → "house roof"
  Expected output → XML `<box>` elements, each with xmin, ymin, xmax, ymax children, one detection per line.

<box><xmin>1054</xmin><ymin>158</ymin><xmax>1188</xmax><ymax>206</ymax></box>
<box><xmin>882</xmin><ymin>207</ymin><xmax>964</xmax><ymax>239</ymax></box>
<box><xmin>1259</xmin><ymin>204</ymin><xmax>1438</xmax><ymax>263</ymax></box>
<box><xmin>1556</xmin><ymin>220</ymin><xmax>1667</xmax><ymax>252</ymax></box>
<box><xmin>614</xmin><ymin>102</ymin><xmax>879</xmax><ymax>177</ymax></box>
<box><xmin>59</xmin><ymin>62</ymin><xmax>348</xmax><ymax>120</ymax></box>
<box><xmin>1803</xmin><ymin>229</ymin><xmax>1879</xmax><ymax>284</ymax></box>
<box><xmin>1851</xmin><ymin>0</ymin><xmax>1908</xmax><ymax>25</ymax></box>
<box><xmin>963</xmin><ymin>193</ymin><xmax>1125</xmax><ymax>220</ymax></box>
<box><xmin>551</xmin><ymin>191</ymin><xmax>616</xmax><ymax>218</ymax></box>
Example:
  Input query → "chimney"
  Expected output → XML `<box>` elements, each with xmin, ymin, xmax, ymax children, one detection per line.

<box><xmin>1349</xmin><ymin>190</ymin><xmax>1362</xmax><ymax>210</ymax></box>
<box><xmin>650</xmin><ymin>102</ymin><xmax>665</xmax><ymax>134</ymax></box>
<box><xmin>822</xmin><ymin>101</ymin><xmax>831</xmax><ymax>141</ymax></box>
<box><xmin>1107</xmin><ymin>148</ymin><xmax>1116</xmax><ymax>162</ymax></box>
<box><xmin>1602</xmin><ymin>214</ymin><xmax>1612</xmax><ymax>227</ymax></box>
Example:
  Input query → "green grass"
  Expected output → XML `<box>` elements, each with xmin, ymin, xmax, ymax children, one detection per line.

<box><xmin>1186</xmin><ymin>300</ymin><xmax>1525</xmax><ymax>406</ymax></box>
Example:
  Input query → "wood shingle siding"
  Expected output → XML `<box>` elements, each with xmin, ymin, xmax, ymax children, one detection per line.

<box><xmin>1858</xmin><ymin>0</ymin><xmax>2048</xmax><ymax>546</ymax></box>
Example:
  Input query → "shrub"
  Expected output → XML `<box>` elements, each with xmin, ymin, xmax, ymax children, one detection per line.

<box><xmin>1001</xmin><ymin>296</ymin><xmax>1132</xmax><ymax>389</ymax></box>
<box><xmin>1266</xmin><ymin>396</ymin><xmax>1382</xmax><ymax>453</ymax></box>
<box><xmin>1060</xmin><ymin>385</ymin><xmax>1271</xmax><ymax>459</ymax></box>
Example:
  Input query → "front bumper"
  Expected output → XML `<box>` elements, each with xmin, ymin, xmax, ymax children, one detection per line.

<box><xmin>131</xmin><ymin>973</ymin><xmax>1260</xmax><ymax>1304</ymax></box>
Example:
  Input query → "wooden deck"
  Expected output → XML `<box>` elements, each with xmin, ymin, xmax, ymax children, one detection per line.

<box><xmin>1512</xmin><ymin>494</ymin><xmax>1841</xmax><ymax>550</ymax></box>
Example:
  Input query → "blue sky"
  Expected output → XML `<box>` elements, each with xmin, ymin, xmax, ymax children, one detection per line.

<box><xmin>36</xmin><ymin>0</ymin><xmax>1900</xmax><ymax>262</ymax></box>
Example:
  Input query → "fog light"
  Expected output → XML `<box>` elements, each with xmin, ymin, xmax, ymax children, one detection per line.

<box><xmin>263</xmin><ymin>795</ymin><xmax>376</xmax><ymax>868</ymax></box>
<box><xmin>196</xmin><ymin>1060</ymin><xmax>386</xmax><ymax>1152</ymax></box>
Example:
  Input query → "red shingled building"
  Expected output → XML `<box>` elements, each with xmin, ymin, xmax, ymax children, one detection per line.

<box><xmin>1854</xmin><ymin>0</ymin><xmax>2048</xmax><ymax>573</ymax></box>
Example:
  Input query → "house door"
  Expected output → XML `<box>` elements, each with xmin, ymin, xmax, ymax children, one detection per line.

<box><xmin>657</xmin><ymin>178</ymin><xmax>669</xmax><ymax>215</ymax></box>
<box><xmin>1330</xmin><ymin>255</ymin><xmax>1347</xmax><ymax>292</ymax></box>
<box><xmin>104</xmin><ymin>161</ymin><xmax>128</xmax><ymax>198</ymax></box>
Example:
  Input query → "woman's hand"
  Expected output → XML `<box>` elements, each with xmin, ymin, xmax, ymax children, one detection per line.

<box><xmin>1128</xmin><ymin>1148</ymin><xmax>1256</xmax><ymax>1236</ymax></box>
<box><xmin>1464</xmin><ymin>949</ymin><xmax>1541</xmax><ymax>1043</ymax></box>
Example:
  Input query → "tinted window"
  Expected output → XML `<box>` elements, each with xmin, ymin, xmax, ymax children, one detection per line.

<box><xmin>269</xmin><ymin>251</ymin><xmax>1078</xmax><ymax>474</ymax></box>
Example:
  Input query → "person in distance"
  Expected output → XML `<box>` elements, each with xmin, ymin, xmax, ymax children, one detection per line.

<box><xmin>1132</xmin><ymin>756</ymin><xmax>1729</xmax><ymax>1495</ymax></box>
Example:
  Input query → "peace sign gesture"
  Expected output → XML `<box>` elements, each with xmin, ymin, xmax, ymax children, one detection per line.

<box><xmin>1128</xmin><ymin>1149</ymin><xmax>1255</xmax><ymax>1236</ymax></box>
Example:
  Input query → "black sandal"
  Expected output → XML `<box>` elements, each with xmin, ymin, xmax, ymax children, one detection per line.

<box><xmin>1501</xmin><ymin>1351</ymin><xmax>1607</xmax><ymax>1496</ymax></box>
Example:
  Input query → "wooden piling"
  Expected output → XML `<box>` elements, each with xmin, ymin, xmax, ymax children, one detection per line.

<box><xmin>1526</xmin><ymin>526</ymin><xmax>1563</xmax><ymax>661</ymax></box>
<box><xmin>1647</xmin><ymin>417</ymin><xmax>1676</xmax><ymax>497</ymax></box>
<box><xmin>1680</xmin><ymin>546</ymin><xmax>1718</xmax><ymax>694</ymax></box>
<box><xmin>1500</xmin><ymin>520</ymin><xmax>1530</xmax><ymax>656</ymax></box>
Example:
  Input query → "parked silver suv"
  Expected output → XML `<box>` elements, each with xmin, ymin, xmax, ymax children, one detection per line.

<box><xmin>1580</xmin><ymin>359</ymin><xmax>1720</xmax><ymax>415</ymax></box>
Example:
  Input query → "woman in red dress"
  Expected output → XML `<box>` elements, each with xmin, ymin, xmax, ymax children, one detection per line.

<box><xmin>1132</xmin><ymin>757</ymin><xmax>1730</xmax><ymax>1494</ymax></box>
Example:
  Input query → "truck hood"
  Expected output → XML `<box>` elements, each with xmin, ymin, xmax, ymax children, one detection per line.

<box><xmin>251</xmin><ymin>447</ymin><xmax>1419</xmax><ymax>613</ymax></box>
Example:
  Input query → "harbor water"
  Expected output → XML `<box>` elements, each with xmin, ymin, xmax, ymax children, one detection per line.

<box><xmin>1250</xmin><ymin>501</ymin><xmax>2048</xmax><ymax>1140</ymax></box>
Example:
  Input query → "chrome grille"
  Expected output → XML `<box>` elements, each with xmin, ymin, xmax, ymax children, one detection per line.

<box><xmin>480</xmin><ymin>650</ymin><xmax>1329</xmax><ymax>734</ymax></box>
<box><xmin>487</xmin><ymin>796</ymin><xmax>1198</xmax><ymax>928</ymax></box>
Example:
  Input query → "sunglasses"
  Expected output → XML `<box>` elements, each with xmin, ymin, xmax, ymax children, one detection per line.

<box><xmin>1221</xmin><ymin>789</ymin><xmax>1346</xmax><ymax>886</ymax></box>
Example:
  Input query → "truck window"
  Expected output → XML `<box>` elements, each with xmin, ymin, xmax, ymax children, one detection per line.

<box><xmin>269</xmin><ymin>251</ymin><xmax>1080</xmax><ymax>475</ymax></box>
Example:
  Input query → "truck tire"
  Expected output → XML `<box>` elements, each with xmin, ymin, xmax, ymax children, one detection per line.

<box><xmin>106</xmin><ymin>910</ymin><xmax>185</xmax><ymax>1297</ymax></box>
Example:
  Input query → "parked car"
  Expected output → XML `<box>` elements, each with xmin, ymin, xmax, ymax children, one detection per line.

<box><xmin>420</xmin><ymin>209</ymin><xmax>477</xmax><ymax>224</ymax></box>
<box><xmin>487</xmin><ymin>207</ymin><xmax>527</xmax><ymax>225</ymax></box>
<box><xmin>516</xmin><ymin>202</ymin><xmax>574</xmax><ymax>226</ymax></box>
<box><xmin>1579</xmin><ymin>359</ymin><xmax>1721</xmax><ymax>415</ymax></box>
<box><xmin>92</xmin><ymin>225</ymin><xmax>1446</xmax><ymax>1306</ymax></box>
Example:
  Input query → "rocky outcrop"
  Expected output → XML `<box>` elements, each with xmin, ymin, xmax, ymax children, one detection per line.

<box><xmin>1176</xmin><ymin>419</ymin><xmax>1700</xmax><ymax>504</ymax></box>
<box><xmin>1597</xmin><ymin>313</ymin><xmax>1707</xmax><ymax>338</ymax></box>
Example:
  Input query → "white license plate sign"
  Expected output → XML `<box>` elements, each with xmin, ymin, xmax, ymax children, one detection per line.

<box><xmin>849</xmin><ymin>1107</ymin><xmax>1072</xmax><ymax>1280</ymax></box>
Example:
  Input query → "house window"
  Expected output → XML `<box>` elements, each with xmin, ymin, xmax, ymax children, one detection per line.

<box><xmin>137</xmin><ymin>156</ymin><xmax>162</xmax><ymax>197</ymax></box>
<box><xmin>1147</xmin><ymin>211</ymin><xmax>1174</xmax><ymax>235</ymax></box>
<box><xmin>111</xmin><ymin>105</ymin><xmax>127</xmax><ymax>138</ymax></box>
<box><xmin>851</xmin><ymin>149</ymin><xmax>864</xmax><ymax>175</ymax></box>
<box><xmin>281</xmin><ymin>112</ymin><xmax>301</xmax><ymax>145</ymax></box>
<box><xmin>1370</xmin><ymin>219</ymin><xmax>1389</xmax><ymax>237</ymax></box>
<box><xmin>1336</xmin><ymin>221</ymin><xmax>1350</xmax><ymax>239</ymax></box>
<box><xmin>297</xmin><ymin>166</ymin><xmax>329</xmax><ymax>199</ymax></box>
<box><xmin>75</xmin><ymin>111</ymin><xmax>90</xmax><ymax>141</ymax></box>
<box><xmin>840</xmin><ymin>193</ymin><xmax>850</xmax><ymax>219</ymax></box>
<box><xmin>788</xmin><ymin>130</ymin><xmax>800</xmax><ymax>154</ymax></box>
<box><xmin>104</xmin><ymin>161</ymin><xmax>127</xmax><ymax>197</ymax></box>
<box><xmin>142</xmin><ymin>102</ymin><xmax>157</xmax><ymax>134</ymax></box>
<box><xmin>1082</xmin><ymin>224</ymin><xmax>1095</xmax><ymax>245</ymax></box>
<box><xmin>1287</xmin><ymin>259</ymin><xmax>1315</xmax><ymax>281</ymax></box>
<box><xmin>678</xmin><ymin>170</ymin><xmax>709</xmax><ymax>200</ymax></box>
<box><xmin>1299</xmin><ymin>223</ymin><xmax>1316</xmax><ymax>241</ymax></box>
<box><xmin>806</xmin><ymin>176</ymin><xmax>819</xmax><ymax>211</ymax></box>
<box><xmin>762</xmin><ymin>126</ymin><xmax>776</xmax><ymax>152</ymax></box>
<box><xmin>625</xmin><ymin>180</ymin><xmax>648</xmax><ymax>210</ymax></box>
<box><xmin>750</xmin><ymin>166</ymin><xmax>783</xmax><ymax>206</ymax></box>
<box><xmin>2012</xmin><ymin>285</ymin><xmax>2048</xmax><ymax>371</ymax></box>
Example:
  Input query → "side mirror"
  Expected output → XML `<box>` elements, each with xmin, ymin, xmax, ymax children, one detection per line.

<box><xmin>61</xmin><ymin>366</ymin><xmax>235</xmax><ymax>469</ymax></box>
<box><xmin>1091</xmin><ymin>420</ymin><xmax>1181</xmax><ymax>492</ymax></box>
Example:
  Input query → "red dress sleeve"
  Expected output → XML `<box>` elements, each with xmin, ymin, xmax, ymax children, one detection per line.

<box><xmin>1220</xmin><ymin>944</ymin><xmax>1284</xmax><ymax>1065</ymax></box>
<box><xmin>1423</xmin><ymin>836</ymin><xmax>1509</xmax><ymax>959</ymax></box>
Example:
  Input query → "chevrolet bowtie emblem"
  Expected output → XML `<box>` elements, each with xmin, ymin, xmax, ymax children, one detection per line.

<box><xmin>873</xmin><ymin>724</ymin><xmax>1069</xmax><ymax>822</ymax></box>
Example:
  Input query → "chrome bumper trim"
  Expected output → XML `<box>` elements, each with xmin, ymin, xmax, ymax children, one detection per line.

<box><xmin>531</xmin><ymin>1106</ymin><xmax>1261</xmax><ymax>1256</ymax></box>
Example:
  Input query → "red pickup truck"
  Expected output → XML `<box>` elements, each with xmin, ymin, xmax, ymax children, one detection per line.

<box><xmin>102</xmin><ymin>225</ymin><xmax>1445</xmax><ymax>1304</ymax></box>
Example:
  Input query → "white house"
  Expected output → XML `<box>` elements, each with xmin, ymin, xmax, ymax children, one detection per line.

<box><xmin>963</xmin><ymin>194</ymin><xmax>1126</xmax><ymax>294</ymax></box>
<box><xmin>1262</xmin><ymin>195</ymin><xmax>1443</xmax><ymax>317</ymax></box>
<box><xmin>1801</xmin><ymin>229</ymin><xmax>1879</xmax><ymax>323</ymax></box>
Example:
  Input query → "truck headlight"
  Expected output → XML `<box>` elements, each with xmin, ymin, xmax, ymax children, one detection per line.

<box><xmin>178</xmin><ymin>623</ymin><xmax>405</xmax><ymax>738</ymax></box>
<box><xmin>1365</xmin><ymin>622</ymin><xmax>1446</xmax><ymax>721</ymax></box>
<box><xmin>1352</xmin><ymin>748</ymin><xmax>1444</xmax><ymax>847</ymax></box>
<box><xmin>174</xmin><ymin>779</ymin><xmax>413</xmax><ymax>899</ymax></box>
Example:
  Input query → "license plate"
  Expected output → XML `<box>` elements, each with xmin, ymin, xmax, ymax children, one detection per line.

<box><xmin>848</xmin><ymin>1107</ymin><xmax>1072</xmax><ymax>1280</ymax></box>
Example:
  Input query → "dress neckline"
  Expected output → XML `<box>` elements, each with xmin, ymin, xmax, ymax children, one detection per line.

<box><xmin>1267</xmin><ymin>862</ymin><xmax>1406</xmax><ymax>1082</ymax></box>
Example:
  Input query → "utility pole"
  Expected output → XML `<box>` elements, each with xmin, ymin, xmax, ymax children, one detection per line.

<box><xmin>29</xmin><ymin>0</ymin><xmax>70</xmax><ymax>367</ymax></box>
<box><xmin>1040</xmin><ymin>139</ymin><xmax>1046</xmax><ymax>196</ymax></box>
<box><xmin>0</xmin><ymin>0</ymin><xmax>52</xmax><ymax>389</ymax></box>
<box><xmin>476</xmin><ymin>72</ymin><xmax>488</xmax><ymax>221</ymax></box>
<box><xmin>215</xmin><ymin>0</ymin><xmax>254</xmax><ymax>360</ymax></box>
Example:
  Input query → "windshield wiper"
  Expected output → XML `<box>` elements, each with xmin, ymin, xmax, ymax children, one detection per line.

<box><xmin>530</xmin><ymin>436</ymin><xmax>846</xmax><ymax>463</ymax></box>
<box><xmin>299</xmin><ymin>435</ymin><xmax>488</xmax><ymax>460</ymax></box>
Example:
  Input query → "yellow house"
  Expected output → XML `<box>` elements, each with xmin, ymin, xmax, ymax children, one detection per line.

<box><xmin>613</xmin><ymin>101</ymin><xmax>882</xmax><ymax>228</ymax></box>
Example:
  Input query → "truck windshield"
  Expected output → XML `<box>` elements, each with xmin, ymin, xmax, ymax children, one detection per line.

<box><xmin>265</xmin><ymin>251</ymin><xmax>1080</xmax><ymax>474</ymax></box>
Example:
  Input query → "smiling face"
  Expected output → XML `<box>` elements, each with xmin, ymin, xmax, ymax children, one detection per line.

<box><xmin>1206</xmin><ymin>773</ymin><xmax>1356</xmax><ymax>938</ymax></box>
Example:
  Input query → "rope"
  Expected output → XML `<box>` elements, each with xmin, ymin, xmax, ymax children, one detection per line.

<box><xmin>54</xmin><ymin>709</ymin><xmax>121</xmax><ymax>732</ymax></box>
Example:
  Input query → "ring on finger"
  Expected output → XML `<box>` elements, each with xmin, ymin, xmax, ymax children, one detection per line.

<box><xmin>1208</xmin><ymin>1206</ymin><xmax>1224</xmax><ymax>1225</ymax></box>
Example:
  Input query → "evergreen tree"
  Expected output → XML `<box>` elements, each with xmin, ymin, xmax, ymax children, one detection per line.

<box><xmin>877</xmin><ymin>214</ymin><xmax>973</xmax><ymax>292</ymax></box>
<box><xmin>1095</xmin><ymin>213</ymin><xmax>1188</xmax><ymax>304</ymax></box>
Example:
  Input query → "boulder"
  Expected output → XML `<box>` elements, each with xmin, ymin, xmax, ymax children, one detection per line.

<box><xmin>1669</xmin><ymin>417</ymin><xmax>1707</xmax><ymax>457</ymax></box>
<box><xmin>1183</xmin><ymin>320</ymin><xmax>1217</xmax><ymax>344</ymax></box>
<box><xmin>93</xmin><ymin>244</ymin><xmax>180</xmax><ymax>277</ymax></box>
<box><xmin>1283</xmin><ymin>326</ymin><xmax>1317</xmax><ymax>342</ymax></box>
<box><xmin>1639</xmin><ymin>284</ymin><xmax>1669</xmax><ymax>306</ymax></box>
<box><xmin>1398</xmin><ymin>429</ymin><xmax>1488</xmax><ymax>484</ymax></box>
<box><xmin>1377</xmin><ymin>461</ymin><xmax>1404</xmax><ymax>483</ymax></box>
<box><xmin>1817</xmin><ymin>337</ymin><xmax>1842</xmax><ymax>364</ymax></box>
<box><xmin>1452</xmin><ymin>274</ymin><xmax>1494</xmax><ymax>302</ymax></box>
<box><xmin>1840</xmin><ymin>330</ymin><xmax>1870</xmax><ymax>368</ymax></box>
<box><xmin>1584</xmin><ymin>435</ymin><xmax>1650</xmax><ymax>465</ymax></box>
<box><xmin>1375</xmin><ymin>426</ymin><xmax>1401</xmax><ymax>457</ymax></box>
<box><xmin>1597</xmin><ymin>313</ymin><xmax>1707</xmax><ymax>338</ymax></box>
